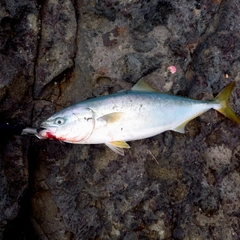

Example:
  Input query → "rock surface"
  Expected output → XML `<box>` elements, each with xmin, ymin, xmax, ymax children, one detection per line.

<box><xmin>1</xmin><ymin>0</ymin><xmax>240</xmax><ymax>239</ymax></box>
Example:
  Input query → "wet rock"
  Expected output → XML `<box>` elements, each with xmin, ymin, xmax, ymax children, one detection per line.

<box><xmin>0</xmin><ymin>0</ymin><xmax>38</xmax><ymax>119</ymax></box>
<box><xmin>194</xmin><ymin>187</ymin><xmax>220</xmax><ymax>216</ymax></box>
<box><xmin>118</xmin><ymin>53</ymin><xmax>162</xmax><ymax>83</ymax></box>
<box><xmin>130</xmin><ymin>1</ymin><xmax>174</xmax><ymax>33</ymax></box>
<box><xmin>0</xmin><ymin>0</ymin><xmax>39</xmax><ymax>238</ymax></box>
<box><xmin>31</xmin><ymin>191</ymin><xmax>73</xmax><ymax>240</ymax></box>
<box><xmin>1</xmin><ymin>0</ymin><xmax>240</xmax><ymax>239</ymax></box>
<box><xmin>34</xmin><ymin>0</ymin><xmax>77</xmax><ymax>98</ymax></box>
<box><xmin>94</xmin><ymin>0</ymin><xmax>116</xmax><ymax>21</ymax></box>
<box><xmin>133</xmin><ymin>37</ymin><xmax>157</xmax><ymax>53</ymax></box>
<box><xmin>172</xmin><ymin>226</ymin><xmax>185</xmax><ymax>240</ymax></box>
<box><xmin>169</xmin><ymin>39</ymin><xmax>188</xmax><ymax>58</ymax></box>
<box><xmin>0</xmin><ymin>137</ymin><xmax>29</xmax><ymax>236</ymax></box>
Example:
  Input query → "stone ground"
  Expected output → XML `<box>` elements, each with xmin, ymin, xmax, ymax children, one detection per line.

<box><xmin>1</xmin><ymin>0</ymin><xmax>240</xmax><ymax>239</ymax></box>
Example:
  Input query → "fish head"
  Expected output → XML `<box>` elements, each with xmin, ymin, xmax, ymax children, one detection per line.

<box><xmin>37</xmin><ymin>107</ymin><xmax>95</xmax><ymax>143</ymax></box>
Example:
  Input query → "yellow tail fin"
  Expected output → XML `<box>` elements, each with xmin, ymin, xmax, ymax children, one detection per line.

<box><xmin>214</xmin><ymin>82</ymin><xmax>240</xmax><ymax>124</ymax></box>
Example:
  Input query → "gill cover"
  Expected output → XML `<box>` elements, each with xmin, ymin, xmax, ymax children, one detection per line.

<box><xmin>39</xmin><ymin>107</ymin><xmax>96</xmax><ymax>142</ymax></box>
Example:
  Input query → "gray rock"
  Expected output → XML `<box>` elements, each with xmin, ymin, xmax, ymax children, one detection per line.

<box><xmin>0</xmin><ymin>0</ymin><xmax>38</xmax><ymax>238</ymax></box>
<box><xmin>118</xmin><ymin>52</ymin><xmax>162</xmax><ymax>83</ymax></box>
<box><xmin>133</xmin><ymin>37</ymin><xmax>157</xmax><ymax>53</ymax></box>
<box><xmin>1</xmin><ymin>0</ymin><xmax>240</xmax><ymax>239</ymax></box>
<box><xmin>34</xmin><ymin>0</ymin><xmax>77</xmax><ymax>98</ymax></box>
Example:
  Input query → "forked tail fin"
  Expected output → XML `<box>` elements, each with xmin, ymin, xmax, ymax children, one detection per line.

<box><xmin>214</xmin><ymin>82</ymin><xmax>240</xmax><ymax>124</ymax></box>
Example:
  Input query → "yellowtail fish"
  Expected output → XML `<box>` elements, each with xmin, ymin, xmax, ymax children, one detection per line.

<box><xmin>38</xmin><ymin>79</ymin><xmax>240</xmax><ymax>155</ymax></box>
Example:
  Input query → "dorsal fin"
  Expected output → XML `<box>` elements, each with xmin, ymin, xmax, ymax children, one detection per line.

<box><xmin>131</xmin><ymin>79</ymin><xmax>159</xmax><ymax>92</ymax></box>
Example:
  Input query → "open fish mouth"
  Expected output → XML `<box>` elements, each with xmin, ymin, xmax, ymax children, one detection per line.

<box><xmin>36</xmin><ymin>127</ymin><xmax>48</xmax><ymax>139</ymax></box>
<box><xmin>37</xmin><ymin>127</ymin><xmax>46</xmax><ymax>133</ymax></box>
<box><xmin>36</xmin><ymin>127</ymin><xmax>59</xmax><ymax>140</ymax></box>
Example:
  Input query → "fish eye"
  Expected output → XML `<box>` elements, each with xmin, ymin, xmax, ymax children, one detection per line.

<box><xmin>54</xmin><ymin>117</ymin><xmax>66</xmax><ymax>125</ymax></box>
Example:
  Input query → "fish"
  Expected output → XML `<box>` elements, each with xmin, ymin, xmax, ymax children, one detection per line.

<box><xmin>38</xmin><ymin>79</ymin><xmax>240</xmax><ymax>155</ymax></box>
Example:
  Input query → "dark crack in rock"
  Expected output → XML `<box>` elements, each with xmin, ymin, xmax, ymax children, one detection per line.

<box><xmin>0</xmin><ymin>0</ymin><xmax>39</xmax><ymax>238</ymax></box>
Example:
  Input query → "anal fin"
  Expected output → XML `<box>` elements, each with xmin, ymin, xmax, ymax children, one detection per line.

<box><xmin>172</xmin><ymin>114</ymin><xmax>203</xmax><ymax>134</ymax></box>
<box><xmin>105</xmin><ymin>141</ymin><xmax>130</xmax><ymax>156</ymax></box>
<box><xmin>172</xmin><ymin>121</ymin><xmax>189</xmax><ymax>134</ymax></box>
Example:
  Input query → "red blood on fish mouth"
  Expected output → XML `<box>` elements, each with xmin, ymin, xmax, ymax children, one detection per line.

<box><xmin>46</xmin><ymin>132</ymin><xmax>59</xmax><ymax>140</ymax></box>
<box><xmin>45</xmin><ymin>131</ymin><xmax>66</xmax><ymax>141</ymax></box>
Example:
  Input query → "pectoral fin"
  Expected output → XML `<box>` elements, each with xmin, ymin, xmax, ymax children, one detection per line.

<box><xmin>98</xmin><ymin>112</ymin><xmax>124</xmax><ymax>124</ymax></box>
<box><xmin>105</xmin><ymin>141</ymin><xmax>130</xmax><ymax>156</ymax></box>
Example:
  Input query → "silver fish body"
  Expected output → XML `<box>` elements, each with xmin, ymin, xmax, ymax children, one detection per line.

<box><xmin>38</xmin><ymin>80</ymin><xmax>240</xmax><ymax>155</ymax></box>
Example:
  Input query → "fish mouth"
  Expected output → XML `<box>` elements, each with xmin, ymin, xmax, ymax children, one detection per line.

<box><xmin>39</xmin><ymin>121</ymin><xmax>57</xmax><ymax>132</ymax></box>
<box><xmin>37</xmin><ymin>127</ymin><xmax>46</xmax><ymax>133</ymax></box>
<box><xmin>36</xmin><ymin>123</ymin><xmax>58</xmax><ymax>139</ymax></box>
<box><xmin>36</xmin><ymin>127</ymin><xmax>48</xmax><ymax>139</ymax></box>
<box><xmin>36</xmin><ymin>120</ymin><xmax>49</xmax><ymax>137</ymax></box>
